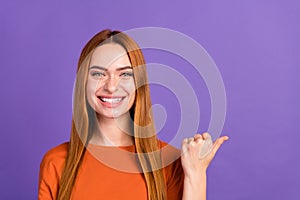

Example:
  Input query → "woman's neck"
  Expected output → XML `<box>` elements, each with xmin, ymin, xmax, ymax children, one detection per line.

<box><xmin>89</xmin><ymin>113</ymin><xmax>134</xmax><ymax>146</ymax></box>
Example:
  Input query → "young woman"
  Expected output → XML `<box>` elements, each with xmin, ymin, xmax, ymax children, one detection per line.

<box><xmin>38</xmin><ymin>29</ymin><xmax>229</xmax><ymax>200</ymax></box>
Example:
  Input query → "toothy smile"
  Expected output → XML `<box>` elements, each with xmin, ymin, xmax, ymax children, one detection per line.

<box><xmin>98</xmin><ymin>97</ymin><xmax>124</xmax><ymax>103</ymax></box>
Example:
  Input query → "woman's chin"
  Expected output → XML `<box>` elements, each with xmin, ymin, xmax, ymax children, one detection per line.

<box><xmin>96</xmin><ymin>110</ymin><xmax>130</xmax><ymax>120</ymax></box>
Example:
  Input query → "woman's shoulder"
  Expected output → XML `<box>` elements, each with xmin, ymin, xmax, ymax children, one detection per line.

<box><xmin>158</xmin><ymin>140</ymin><xmax>181</xmax><ymax>163</ymax></box>
<box><xmin>158</xmin><ymin>139</ymin><xmax>183</xmax><ymax>174</ymax></box>
<box><xmin>40</xmin><ymin>142</ymin><xmax>69</xmax><ymax>169</ymax></box>
<box><xmin>38</xmin><ymin>142</ymin><xmax>69</xmax><ymax>199</ymax></box>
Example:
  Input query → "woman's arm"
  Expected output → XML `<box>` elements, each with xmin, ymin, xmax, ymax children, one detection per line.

<box><xmin>181</xmin><ymin>133</ymin><xmax>229</xmax><ymax>200</ymax></box>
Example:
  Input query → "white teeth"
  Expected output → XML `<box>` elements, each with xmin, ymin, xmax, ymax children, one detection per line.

<box><xmin>101</xmin><ymin>97</ymin><xmax>122</xmax><ymax>103</ymax></box>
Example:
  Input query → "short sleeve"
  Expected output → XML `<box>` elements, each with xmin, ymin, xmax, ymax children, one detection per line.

<box><xmin>159</xmin><ymin>140</ymin><xmax>184</xmax><ymax>200</ymax></box>
<box><xmin>38</xmin><ymin>143</ymin><xmax>68</xmax><ymax>200</ymax></box>
<box><xmin>165</xmin><ymin>158</ymin><xmax>184</xmax><ymax>200</ymax></box>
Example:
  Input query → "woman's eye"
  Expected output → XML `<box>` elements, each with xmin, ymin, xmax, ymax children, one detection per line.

<box><xmin>91</xmin><ymin>72</ymin><xmax>105</xmax><ymax>77</ymax></box>
<box><xmin>121</xmin><ymin>72</ymin><xmax>133</xmax><ymax>77</ymax></box>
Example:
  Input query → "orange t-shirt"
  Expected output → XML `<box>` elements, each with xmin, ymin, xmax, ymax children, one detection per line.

<box><xmin>38</xmin><ymin>141</ymin><xmax>184</xmax><ymax>200</ymax></box>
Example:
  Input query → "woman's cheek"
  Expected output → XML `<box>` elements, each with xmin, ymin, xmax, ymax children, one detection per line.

<box><xmin>86</xmin><ymin>80</ymin><xmax>98</xmax><ymax>108</ymax></box>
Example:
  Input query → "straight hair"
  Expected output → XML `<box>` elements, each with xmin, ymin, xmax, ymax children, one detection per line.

<box><xmin>57</xmin><ymin>30</ymin><xmax>167</xmax><ymax>200</ymax></box>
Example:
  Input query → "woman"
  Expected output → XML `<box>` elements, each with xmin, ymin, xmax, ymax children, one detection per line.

<box><xmin>38</xmin><ymin>29</ymin><xmax>229</xmax><ymax>200</ymax></box>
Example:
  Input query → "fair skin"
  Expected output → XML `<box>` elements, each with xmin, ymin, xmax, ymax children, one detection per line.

<box><xmin>181</xmin><ymin>133</ymin><xmax>229</xmax><ymax>200</ymax></box>
<box><xmin>86</xmin><ymin>43</ymin><xmax>229</xmax><ymax>200</ymax></box>
<box><xmin>86</xmin><ymin>43</ymin><xmax>135</xmax><ymax>146</ymax></box>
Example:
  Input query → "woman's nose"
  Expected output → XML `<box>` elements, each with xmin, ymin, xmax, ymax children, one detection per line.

<box><xmin>103</xmin><ymin>76</ymin><xmax>119</xmax><ymax>93</ymax></box>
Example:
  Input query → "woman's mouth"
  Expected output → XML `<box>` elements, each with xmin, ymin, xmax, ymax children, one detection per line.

<box><xmin>99</xmin><ymin>97</ymin><xmax>123</xmax><ymax>103</ymax></box>
<box><xmin>97</xmin><ymin>96</ymin><xmax>125</xmax><ymax>108</ymax></box>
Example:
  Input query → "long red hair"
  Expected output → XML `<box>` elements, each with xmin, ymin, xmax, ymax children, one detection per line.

<box><xmin>57</xmin><ymin>30</ymin><xmax>166</xmax><ymax>199</ymax></box>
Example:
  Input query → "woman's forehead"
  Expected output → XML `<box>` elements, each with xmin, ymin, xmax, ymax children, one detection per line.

<box><xmin>90</xmin><ymin>43</ymin><xmax>131</xmax><ymax>69</ymax></box>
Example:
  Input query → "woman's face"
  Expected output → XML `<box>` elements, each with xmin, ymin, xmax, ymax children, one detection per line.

<box><xmin>86</xmin><ymin>43</ymin><xmax>136</xmax><ymax>119</ymax></box>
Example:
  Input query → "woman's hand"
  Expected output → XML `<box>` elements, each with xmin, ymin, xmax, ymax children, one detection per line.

<box><xmin>181</xmin><ymin>132</ymin><xmax>229</xmax><ymax>180</ymax></box>
<box><xmin>181</xmin><ymin>132</ymin><xmax>229</xmax><ymax>200</ymax></box>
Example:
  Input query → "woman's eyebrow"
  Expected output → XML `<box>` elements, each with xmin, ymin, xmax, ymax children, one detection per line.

<box><xmin>116</xmin><ymin>66</ymin><xmax>133</xmax><ymax>71</ymax></box>
<box><xmin>89</xmin><ymin>65</ymin><xmax>132</xmax><ymax>71</ymax></box>
<box><xmin>89</xmin><ymin>66</ymin><xmax>106</xmax><ymax>71</ymax></box>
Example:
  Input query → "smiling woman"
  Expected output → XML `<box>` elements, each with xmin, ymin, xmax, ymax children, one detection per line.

<box><xmin>86</xmin><ymin>43</ymin><xmax>136</xmax><ymax>121</ymax></box>
<box><xmin>38</xmin><ymin>29</ymin><xmax>229</xmax><ymax>200</ymax></box>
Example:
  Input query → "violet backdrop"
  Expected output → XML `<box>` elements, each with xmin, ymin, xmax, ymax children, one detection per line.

<box><xmin>0</xmin><ymin>0</ymin><xmax>299</xmax><ymax>199</ymax></box>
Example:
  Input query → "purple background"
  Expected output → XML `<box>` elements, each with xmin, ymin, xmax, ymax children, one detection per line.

<box><xmin>1</xmin><ymin>0</ymin><xmax>300</xmax><ymax>199</ymax></box>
